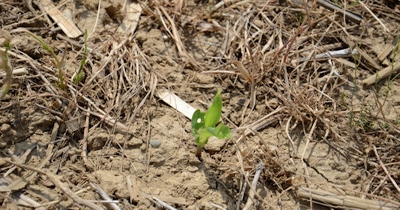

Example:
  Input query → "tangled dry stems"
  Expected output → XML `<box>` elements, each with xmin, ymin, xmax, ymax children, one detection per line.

<box><xmin>1</xmin><ymin>0</ymin><xmax>400</xmax><ymax>209</ymax></box>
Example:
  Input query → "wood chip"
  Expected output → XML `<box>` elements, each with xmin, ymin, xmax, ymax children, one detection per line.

<box><xmin>362</xmin><ymin>62</ymin><xmax>400</xmax><ymax>86</ymax></box>
<box><xmin>117</xmin><ymin>2</ymin><xmax>142</xmax><ymax>36</ymax></box>
<box><xmin>335</xmin><ymin>58</ymin><xmax>356</xmax><ymax>69</ymax></box>
<box><xmin>41</xmin><ymin>0</ymin><xmax>82</xmax><ymax>38</ymax></box>
<box><xmin>156</xmin><ymin>90</ymin><xmax>196</xmax><ymax>120</ymax></box>
<box><xmin>377</xmin><ymin>44</ymin><xmax>394</xmax><ymax>62</ymax></box>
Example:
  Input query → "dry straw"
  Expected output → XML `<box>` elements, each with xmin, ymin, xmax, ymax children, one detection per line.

<box><xmin>1</xmin><ymin>0</ymin><xmax>400</xmax><ymax>209</ymax></box>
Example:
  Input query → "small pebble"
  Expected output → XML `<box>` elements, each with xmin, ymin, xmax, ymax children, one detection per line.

<box><xmin>189</xmin><ymin>153</ymin><xmax>201</xmax><ymax>166</ymax></box>
<box><xmin>204</xmin><ymin>136</ymin><xmax>226</xmax><ymax>153</ymax></box>
<box><xmin>187</xmin><ymin>166</ymin><xmax>199</xmax><ymax>172</ymax></box>
<box><xmin>150</xmin><ymin>140</ymin><xmax>161</xmax><ymax>148</ymax></box>
<box><xmin>238</xmin><ymin>98</ymin><xmax>246</xmax><ymax>106</ymax></box>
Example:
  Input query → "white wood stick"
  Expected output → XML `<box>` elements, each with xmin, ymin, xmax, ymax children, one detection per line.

<box><xmin>41</xmin><ymin>0</ymin><xmax>82</xmax><ymax>38</ymax></box>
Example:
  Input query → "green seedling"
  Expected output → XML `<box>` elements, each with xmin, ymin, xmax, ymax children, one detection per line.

<box><xmin>74</xmin><ymin>29</ymin><xmax>88</xmax><ymax>85</ymax></box>
<box><xmin>27</xmin><ymin>31</ymin><xmax>67</xmax><ymax>90</ymax></box>
<box><xmin>0</xmin><ymin>30</ymin><xmax>13</xmax><ymax>99</ymax></box>
<box><xmin>296</xmin><ymin>12</ymin><xmax>306</xmax><ymax>24</ymax></box>
<box><xmin>191</xmin><ymin>90</ymin><xmax>231</xmax><ymax>157</ymax></box>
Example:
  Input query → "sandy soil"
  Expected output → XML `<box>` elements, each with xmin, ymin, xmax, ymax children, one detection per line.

<box><xmin>1</xmin><ymin>0</ymin><xmax>400</xmax><ymax>209</ymax></box>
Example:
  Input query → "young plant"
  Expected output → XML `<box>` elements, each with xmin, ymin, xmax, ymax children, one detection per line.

<box><xmin>191</xmin><ymin>90</ymin><xmax>231</xmax><ymax>157</ymax></box>
<box><xmin>74</xmin><ymin>29</ymin><xmax>88</xmax><ymax>85</ymax></box>
<box><xmin>27</xmin><ymin>31</ymin><xmax>67</xmax><ymax>90</ymax></box>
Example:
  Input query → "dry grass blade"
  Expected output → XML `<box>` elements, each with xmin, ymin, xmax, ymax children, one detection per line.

<box><xmin>144</xmin><ymin>193</ymin><xmax>177</xmax><ymax>210</ymax></box>
<box><xmin>81</xmin><ymin>108</ymin><xmax>93</xmax><ymax>171</ymax></box>
<box><xmin>78</xmin><ymin>105</ymin><xmax>129</xmax><ymax>132</ymax></box>
<box><xmin>11</xmin><ymin>192</ymin><xmax>46</xmax><ymax>210</ymax></box>
<box><xmin>4</xmin><ymin>144</ymin><xmax>36</xmax><ymax>180</ymax></box>
<box><xmin>4</xmin><ymin>160</ymin><xmax>103</xmax><ymax>210</ymax></box>
<box><xmin>243</xmin><ymin>162</ymin><xmax>264</xmax><ymax>210</ymax></box>
<box><xmin>358</xmin><ymin>1</ymin><xmax>390</xmax><ymax>32</ymax></box>
<box><xmin>2</xmin><ymin>0</ymin><xmax>400</xmax><ymax>209</ymax></box>
<box><xmin>297</xmin><ymin>186</ymin><xmax>400</xmax><ymax>210</ymax></box>
<box><xmin>316</xmin><ymin>0</ymin><xmax>362</xmax><ymax>23</ymax></box>
<box><xmin>5</xmin><ymin>129</ymin><xmax>55</xmax><ymax>190</ymax></box>
<box><xmin>373</xmin><ymin>146</ymin><xmax>400</xmax><ymax>194</ymax></box>
<box><xmin>90</xmin><ymin>182</ymin><xmax>121</xmax><ymax>210</ymax></box>
<box><xmin>164</xmin><ymin>10</ymin><xmax>196</xmax><ymax>65</ymax></box>
<box><xmin>362</xmin><ymin>62</ymin><xmax>400</xmax><ymax>86</ymax></box>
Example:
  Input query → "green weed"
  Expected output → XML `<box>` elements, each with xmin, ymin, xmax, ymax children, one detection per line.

<box><xmin>345</xmin><ymin>39</ymin><xmax>400</xmax><ymax>133</ymax></box>
<box><xmin>74</xmin><ymin>29</ymin><xmax>88</xmax><ymax>85</ymax></box>
<box><xmin>346</xmin><ymin>46</ymin><xmax>361</xmax><ymax>129</ymax></box>
<box><xmin>27</xmin><ymin>31</ymin><xmax>67</xmax><ymax>90</ymax></box>
<box><xmin>340</xmin><ymin>92</ymin><xmax>347</xmax><ymax>107</ymax></box>
<box><xmin>355</xmin><ymin>115</ymin><xmax>374</xmax><ymax>132</ymax></box>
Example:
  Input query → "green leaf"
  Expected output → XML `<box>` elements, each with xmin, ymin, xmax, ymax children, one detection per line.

<box><xmin>191</xmin><ymin>109</ymin><xmax>205</xmax><ymax>134</ymax></box>
<box><xmin>214</xmin><ymin>124</ymin><xmax>232</xmax><ymax>139</ymax></box>
<box><xmin>204</xmin><ymin>90</ymin><xmax>222</xmax><ymax>127</ymax></box>
<box><xmin>73</xmin><ymin>71</ymin><xmax>85</xmax><ymax>85</ymax></box>
<box><xmin>191</xmin><ymin>90</ymin><xmax>231</xmax><ymax>154</ymax></box>
<box><xmin>27</xmin><ymin>31</ymin><xmax>60</xmax><ymax>69</ymax></box>
<box><xmin>196</xmin><ymin>127</ymin><xmax>215</xmax><ymax>147</ymax></box>
<box><xmin>75</xmin><ymin>29</ymin><xmax>88</xmax><ymax>85</ymax></box>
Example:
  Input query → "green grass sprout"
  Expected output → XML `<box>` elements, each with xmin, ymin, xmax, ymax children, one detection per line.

<box><xmin>27</xmin><ymin>31</ymin><xmax>67</xmax><ymax>90</ymax></box>
<box><xmin>191</xmin><ymin>90</ymin><xmax>231</xmax><ymax>158</ymax></box>
<box><xmin>74</xmin><ymin>29</ymin><xmax>88</xmax><ymax>85</ymax></box>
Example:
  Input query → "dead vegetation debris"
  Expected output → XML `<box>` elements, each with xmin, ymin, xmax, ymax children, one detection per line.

<box><xmin>1</xmin><ymin>0</ymin><xmax>400</xmax><ymax>209</ymax></box>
